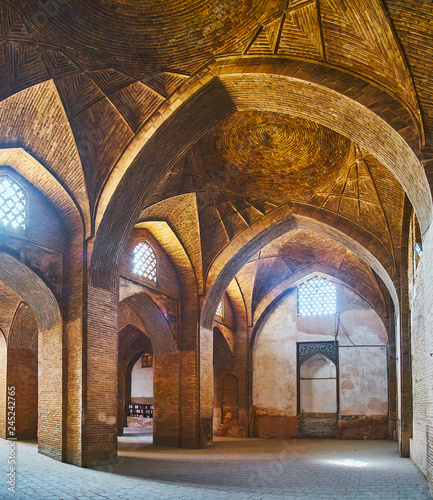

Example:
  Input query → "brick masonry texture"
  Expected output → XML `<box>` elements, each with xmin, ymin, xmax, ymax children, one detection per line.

<box><xmin>0</xmin><ymin>1</ymin><xmax>432</xmax><ymax>497</ymax></box>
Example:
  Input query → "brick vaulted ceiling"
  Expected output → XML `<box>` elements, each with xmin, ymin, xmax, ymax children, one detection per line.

<box><xmin>142</xmin><ymin>114</ymin><xmax>404</xmax><ymax>279</ymax></box>
<box><xmin>0</xmin><ymin>0</ymin><xmax>430</xmax><ymax>287</ymax></box>
<box><xmin>221</xmin><ymin>228</ymin><xmax>391</xmax><ymax>332</ymax></box>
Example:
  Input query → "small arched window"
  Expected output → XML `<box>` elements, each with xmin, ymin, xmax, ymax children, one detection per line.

<box><xmin>133</xmin><ymin>241</ymin><xmax>157</xmax><ymax>282</ymax></box>
<box><xmin>298</xmin><ymin>276</ymin><xmax>336</xmax><ymax>316</ymax></box>
<box><xmin>0</xmin><ymin>175</ymin><xmax>27</xmax><ymax>231</ymax></box>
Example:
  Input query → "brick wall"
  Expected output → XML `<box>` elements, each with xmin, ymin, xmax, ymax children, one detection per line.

<box><xmin>338</xmin><ymin>415</ymin><xmax>389</xmax><ymax>439</ymax></box>
<box><xmin>410</xmin><ymin>258</ymin><xmax>427</xmax><ymax>475</ymax></box>
<box><xmin>253</xmin><ymin>415</ymin><xmax>298</xmax><ymax>438</ymax></box>
<box><xmin>418</xmin><ymin>226</ymin><xmax>433</xmax><ymax>495</ymax></box>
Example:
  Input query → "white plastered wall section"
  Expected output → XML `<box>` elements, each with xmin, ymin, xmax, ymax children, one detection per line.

<box><xmin>131</xmin><ymin>358</ymin><xmax>153</xmax><ymax>400</ymax></box>
<box><xmin>253</xmin><ymin>284</ymin><xmax>388</xmax><ymax>417</ymax></box>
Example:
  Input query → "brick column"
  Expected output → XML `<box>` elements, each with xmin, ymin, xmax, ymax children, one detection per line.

<box><xmin>82</xmin><ymin>285</ymin><xmax>118</xmax><ymax>467</ymax></box>
<box><xmin>63</xmin><ymin>235</ymin><xmax>86</xmax><ymax>466</ymax></box>
<box><xmin>7</xmin><ymin>347</ymin><xmax>38</xmax><ymax>439</ymax></box>
<box><xmin>387</xmin><ymin>312</ymin><xmax>397</xmax><ymax>440</ymax></box>
<box><xmin>199</xmin><ymin>326</ymin><xmax>213</xmax><ymax>447</ymax></box>
<box><xmin>234</xmin><ymin>320</ymin><xmax>249</xmax><ymax>438</ymax></box>
<box><xmin>153</xmin><ymin>351</ymin><xmax>181</xmax><ymax>446</ymax></box>
<box><xmin>395</xmin><ymin>273</ymin><xmax>412</xmax><ymax>458</ymax></box>
<box><xmin>117</xmin><ymin>361</ymin><xmax>126</xmax><ymax>436</ymax></box>
<box><xmin>38</xmin><ymin>323</ymin><xmax>64</xmax><ymax>461</ymax></box>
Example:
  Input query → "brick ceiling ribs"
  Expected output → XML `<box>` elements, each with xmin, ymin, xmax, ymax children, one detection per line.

<box><xmin>0</xmin><ymin>0</ymin><xmax>430</xmax><ymax>314</ymax></box>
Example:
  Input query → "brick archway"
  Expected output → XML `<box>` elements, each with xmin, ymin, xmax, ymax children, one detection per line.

<box><xmin>0</xmin><ymin>252</ymin><xmax>63</xmax><ymax>460</ymax></box>
<box><xmin>200</xmin><ymin>215</ymin><xmax>398</xmax><ymax>332</ymax></box>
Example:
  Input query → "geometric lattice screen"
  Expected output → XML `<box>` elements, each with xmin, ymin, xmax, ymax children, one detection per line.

<box><xmin>216</xmin><ymin>300</ymin><xmax>223</xmax><ymax>317</ymax></box>
<box><xmin>298</xmin><ymin>276</ymin><xmax>337</xmax><ymax>316</ymax></box>
<box><xmin>0</xmin><ymin>175</ymin><xmax>27</xmax><ymax>230</ymax></box>
<box><xmin>133</xmin><ymin>242</ymin><xmax>157</xmax><ymax>282</ymax></box>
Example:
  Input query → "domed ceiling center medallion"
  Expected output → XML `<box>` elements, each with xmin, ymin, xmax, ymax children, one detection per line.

<box><xmin>191</xmin><ymin>111</ymin><xmax>352</xmax><ymax>204</ymax></box>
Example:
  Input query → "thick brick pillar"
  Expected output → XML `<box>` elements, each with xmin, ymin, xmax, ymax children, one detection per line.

<box><xmin>199</xmin><ymin>326</ymin><xmax>213</xmax><ymax>447</ymax></box>
<box><xmin>234</xmin><ymin>319</ymin><xmax>249</xmax><ymax>438</ymax></box>
<box><xmin>38</xmin><ymin>323</ymin><xmax>64</xmax><ymax>461</ymax></box>
<box><xmin>63</xmin><ymin>235</ymin><xmax>86</xmax><ymax>466</ymax></box>
<box><xmin>153</xmin><ymin>351</ymin><xmax>181</xmax><ymax>446</ymax></box>
<box><xmin>83</xmin><ymin>285</ymin><xmax>118</xmax><ymax>467</ymax></box>
<box><xmin>63</xmin><ymin>234</ymin><xmax>119</xmax><ymax>467</ymax></box>
<box><xmin>153</xmin><ymin>338</ymin><xmax>203</xmax><ymax>449</ymax></box>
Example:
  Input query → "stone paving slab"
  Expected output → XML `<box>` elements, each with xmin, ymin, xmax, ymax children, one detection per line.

<box><xmin>0</xmin><ymin>433</ymin><xmax>430</xmax><ymax>499</ymax></box>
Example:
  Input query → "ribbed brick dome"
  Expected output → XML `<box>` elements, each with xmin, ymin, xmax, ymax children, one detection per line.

<box><xmin>191</xmin><ymin>111</ymin><xmax>352</xmax><ymax>203</ymax></box>
<box><xmin>19</xmin><ymin>0</ymin><xmax>282</xmax><ymax>73</ymax></box>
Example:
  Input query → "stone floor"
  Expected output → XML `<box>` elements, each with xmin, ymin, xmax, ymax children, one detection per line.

<box><xmin>0</xmin><ymin>430</ymin><xmax>431</xmax><ymax>499</ymax></box>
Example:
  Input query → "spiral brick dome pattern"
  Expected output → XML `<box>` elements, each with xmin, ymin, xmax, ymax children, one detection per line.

<box><xmin>191</xmin><ymin>111</ymin><xmax>353</xmax><ymax>203</ymax></box>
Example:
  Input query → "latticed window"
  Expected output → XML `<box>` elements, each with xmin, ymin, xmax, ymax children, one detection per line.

<box><xmin>298</xmin><ymin>276</ymin><xmax>336</xmax><ymax>316</ymax></box>
<box><xmin>133</xmin><ymin>242</ymin><xmax>157</xmax><ymax>282</ymax></box>
<box><xmin>216</xmin><ymin>301</ymin><xmax>223</xmax><ymax>317</ymax></box>
<box><xmin>0</xmin><ymin>175</ymin><xmax>27</xmax><ymax>230</ymax></box>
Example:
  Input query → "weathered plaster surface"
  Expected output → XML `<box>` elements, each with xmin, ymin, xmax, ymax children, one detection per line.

<box><xmin>253</xmin><ymin>283</ymin><xmax>388</xmax><ymax>418</ymax></box>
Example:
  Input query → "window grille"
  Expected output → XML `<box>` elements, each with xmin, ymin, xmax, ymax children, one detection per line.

<box><xmin>298</xmin><ymin>276</ymin><xmax>336</xmax><ymax>316</ymax></box>
<box><xmin>133</xmin><ymin>242</ymin><xmax>157</xmax><ymax>282</ymax></box>
<box><xmin>0</xmin><ymin>175</ymin><xmax>27</xmax><ymax>230</ymax></box>
<box><xmin>216</xmin><ymin>301</ymin><xmax>223</xmax><ymax>317</ymax></box>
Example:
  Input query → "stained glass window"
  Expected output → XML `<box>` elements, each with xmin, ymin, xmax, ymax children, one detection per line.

<box><xmin>0</xmin><ymin>175</ymin><xmax>27</xmax><ymax>230</ymax></box>
<box><xmin>298</xmin><ymin>276</ymin><xmax>336</xmax><ymax>316</ymax></box>
<box><xmin>133</xmin><ymin>242</ymin><xmax>157</xmax><ymax>282</ymax></box>
<box><xmin>216</xmin><ymin>300</ymin><xmax>223</xmax><ymax>317</ymax></box>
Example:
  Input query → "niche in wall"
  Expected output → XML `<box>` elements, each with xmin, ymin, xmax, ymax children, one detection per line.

<box><xmin>299</xmin><ymin>352</ymin><xmax>337</xmax><ymax>413</ymax></box>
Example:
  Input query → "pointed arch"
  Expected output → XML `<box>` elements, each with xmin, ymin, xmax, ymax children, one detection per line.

<box><xmin>0</xmin><ymin>252</ymin><xmax>63</xmax><ymax>458</ymax></box>
<box><xmin>0</xmin><ymin>253</ymin><xmax>61</xmax><ymax>331</ymax></box>
<box><xmin>121</xmin><ymin>293</ymin><xmax>176</xmax><ymax>356</ymax></box>
<box><xmin>200</xmin><ymin>214</ymin><xmax>398</xmax><ymax>331</ymax></box>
